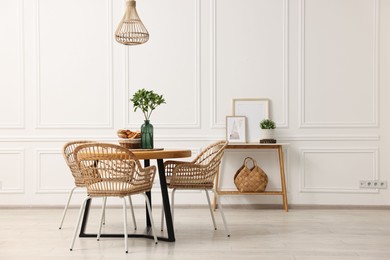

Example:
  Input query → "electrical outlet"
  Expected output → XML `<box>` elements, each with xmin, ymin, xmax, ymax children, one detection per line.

<box><xmin>360</xmin><ymin>180</ymin><xmax>387</xmax><ymax>189</ymax></box>
<box><xmin>0</xmin><ymin>181</ymin><xmax>2</xmax><ymax>190</ymax></box>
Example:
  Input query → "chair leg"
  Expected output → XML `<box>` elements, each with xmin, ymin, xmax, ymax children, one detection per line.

<box><xmin>102</xmin><ymin>197</ymin><xmax>106</xmax><ymax>225</ymax></box>
<box><xmin>128</xmin><ymin>195</ymin><xmax>137</xmax><ymax>230</ymax></box>
<box><xmin>123</xmin><ymin>197</ymin><xmax>128</xmax><ymax>253</ymax></box>
<box><xmin>171</xmin><ymin>188</ymin><xmax>176</xmax><ymax>224</ymax></box>
<box><xmin>141</xmin><ymin>193</ymin><xmax>158</xmax><ymax>244</ymax></box>
<box><xmin>205</xmin><ymin>189</ymin><xmax>217</xmax><ymax>230</ymax></box>
<box><xmin>97</xmin><ymin>197</ymin><xmax>107</xmax><ymax>241</ymax></box>
<box><xmin>215</xmin><ymin>191</ymin><xmax>230</xmax><ymax>237</ymax></box>
<box><xmin>59</xmin><ymin>186</ymin><xmax>78</xmax><ymax>229</ymax></box>
<box><xmin>70</xmin><ymin>196</ymin><xmax>89</xmax><ymax>251</ymax></box>
<box><xmin>160</xmin><ymin>203</ymin><xmax>165</xmax><ymax>231</ymax></box>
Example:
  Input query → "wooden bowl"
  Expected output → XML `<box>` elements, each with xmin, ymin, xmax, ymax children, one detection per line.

<box><xmin>118</xmin><ymin>138</ymin><xmax>141</xmax><ymax>149</ymax></box>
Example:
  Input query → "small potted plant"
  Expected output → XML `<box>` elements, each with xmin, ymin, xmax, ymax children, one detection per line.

<box><xmin>130</xmin><ymin>88</ymin><xmax>166</xmax><ymax>149</ymax></box>
<box><xmin>259</xmin><ymin>118</ymin><xmax>276</xmax><ymax>143</ymax></box>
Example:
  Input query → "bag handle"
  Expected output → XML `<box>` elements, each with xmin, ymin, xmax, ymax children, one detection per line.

<box><xmin>244</xmin><ymin>157</ymin><xmax>257</xmax><ymax>169</ymax></box>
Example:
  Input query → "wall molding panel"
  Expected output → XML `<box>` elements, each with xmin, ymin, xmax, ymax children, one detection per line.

<box><xmin>0</xmin><ymin>149</ymin><xmax>25</xmax><ymax>194</ymax></box>
<box><xmin>0</xmin><ymin>0</ymin><xmax>25</xmax><ymax>128</ymax></box>
<box><xmin>35</xmin><ymin>149</ymin><xmax>76</xmax><ymax>194</ymax></box>
<box><xmin>211</xmin><ymin>0</ymin><xmax>289</xmax><ymax>129</ymax></box>
<box><xmin>125</xmin><ymin>0</ymin><xmax>201</xmax><ymax>129</ymax></box>
<box><xmin>299</xmin><ymin>0</ymin><xmax>379</xmax><ymax>128</ymax></box>
<box><xmin>35</xmin><ymin>0</ymin><xmax>114</xmax><ymax>129</ymax></box>
<box><xmin>299</xmin><ymin>147</ymin><xmax>379</xmax><ymax>193</ymax></box>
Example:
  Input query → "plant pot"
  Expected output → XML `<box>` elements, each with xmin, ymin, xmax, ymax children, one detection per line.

<box><xmin>260</xmin><ymin>129</ymin><xmax>276</xmax><ymax>143</ymax></box>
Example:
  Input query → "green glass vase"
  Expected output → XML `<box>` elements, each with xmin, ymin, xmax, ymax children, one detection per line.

<box><xmin>141</xmin><ymin>120</ymin><xmax>153</xmax><ymax>149</ymax></box>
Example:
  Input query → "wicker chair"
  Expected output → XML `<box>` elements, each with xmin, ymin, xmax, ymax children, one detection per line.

<box><xmin>70</xmin><ymin>143</ymin><xmax>158</xmax><ymax>253</ymax></box>
<box><xmin>59</xmin><ymin>140</ymin><xmax>137</xmax><ymax>230</ymax></box>
<box><xmin>161</xmin><ymin>140</ymin><xmax>230</xmax><ymax>236</ymax></box>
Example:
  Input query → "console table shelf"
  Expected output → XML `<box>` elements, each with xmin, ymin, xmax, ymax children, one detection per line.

<box><xmin>217</xmin><ymin>190</ymin><xmax>284</xmax><ymax>196</ymax></box>
<box><xmin>214</xmin><ymin>143</ymin><xmax>288</xmax><ymax>212</ymax></box>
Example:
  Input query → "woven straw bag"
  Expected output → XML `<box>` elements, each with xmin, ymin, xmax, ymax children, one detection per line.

<box><xmin>234</xmin><ymin>157</ymin><xmax>268</xmax><ymax>192</ymax></box>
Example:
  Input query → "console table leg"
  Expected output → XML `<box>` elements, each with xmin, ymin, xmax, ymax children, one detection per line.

<box><xmin>278</xmin><ymin>147</ymin><xmax>288</xmax><ymax>212</ymax></box>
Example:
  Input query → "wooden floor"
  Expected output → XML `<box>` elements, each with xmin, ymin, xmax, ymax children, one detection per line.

<box><xmin>1</xmin><ymin>206</ymin><xmax>390</xmax><ymax>259</ymax></box>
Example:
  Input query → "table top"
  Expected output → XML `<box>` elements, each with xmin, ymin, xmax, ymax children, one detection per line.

<box><xmin>129</xmin><ymin>149</ymin><xmax>192</xmax><ymax>160</ymax></box>
<box><xmin>226</xmin><ymin>143</ymin><xmax>288</xmax><ymax>149</ymax></box>
<box><xmin>77</xmin><ymin>148</ymin><xmax>192</xmax><ymax>161</ymax></box>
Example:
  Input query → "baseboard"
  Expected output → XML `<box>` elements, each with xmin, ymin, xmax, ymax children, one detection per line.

<box><xmin>1</xmin><ymin>204</ymin><xmax>390</xmax><ymax>210</ymax></box>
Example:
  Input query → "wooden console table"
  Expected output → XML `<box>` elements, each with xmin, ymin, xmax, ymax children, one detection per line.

<box><xmin>214</xmin><ymin>143</ymin><xmax>288</xmax><ymax>212</ymax></box>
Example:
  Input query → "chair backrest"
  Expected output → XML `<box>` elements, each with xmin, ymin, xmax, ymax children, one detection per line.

<box><xmin>73</xmin><ymin>142</ymin><xmax>156</xmax><ymax>197</ymax></box>
<box><xmin>196</xmin><ymin>140</ymin><xmax>227</xmax><ymax>180</ymax></box>
<box><xmin>193</xmin><ymin>140</ymin><xmax>227</xmax><ymax>165</ymax></box>
<box><xmin>63</xmin><ymin>140</ymin><xmax>96</xmax><ymax>187</ymax></box>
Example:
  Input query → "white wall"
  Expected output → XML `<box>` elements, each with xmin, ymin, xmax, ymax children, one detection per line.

<box><xmin>0</xmin><ymin>0</ymin><xmax>389</xmax><ymax>207</ymax></box>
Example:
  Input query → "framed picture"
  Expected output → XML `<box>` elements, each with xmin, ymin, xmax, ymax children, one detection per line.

<box><xmin>226</xmin><ymin>116</ymin><xmax>246</xmax><ymax>143</ymax></box>
<box><xmin>233</xmin><ymin>98</ymin><xmax>269</xmax><ymax>142</ymax></box>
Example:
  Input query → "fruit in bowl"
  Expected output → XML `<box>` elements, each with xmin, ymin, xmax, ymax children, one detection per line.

<box><xmin>117</xmin><ymin>129</ymin><xmax>142</xmax><ymax>149</ymax></box>
<box><xmin>117</xmin><ymin>129</ymin><xmax>141</xmax><ymax>139</ymax></box>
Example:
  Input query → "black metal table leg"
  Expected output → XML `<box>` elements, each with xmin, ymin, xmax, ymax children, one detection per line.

<box><xmin>79</xmin><ymin>197</ymin><xmax>91</xmax><ymax>236</ymax></box>
<box><xmin>144</xmin><ymin>159</ymin><xmax>152</xmax><ymax>227</ymax></box>
<box><xmin>157</xmin><ymin>159</ymin><xmax>175</xmax><ymax>242</ymax></box>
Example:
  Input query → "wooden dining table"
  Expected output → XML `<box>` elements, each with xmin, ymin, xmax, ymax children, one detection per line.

<box><xmin>78</xmin><ymin>148</ymin><xmax>192</xmax><ymax>242</ymax></box>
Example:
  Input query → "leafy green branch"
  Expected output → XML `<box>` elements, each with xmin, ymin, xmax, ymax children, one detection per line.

<box><xmin>130</xmin><ymin>88</ymin><xmax>166</xmax><ymax>120</ymax></box>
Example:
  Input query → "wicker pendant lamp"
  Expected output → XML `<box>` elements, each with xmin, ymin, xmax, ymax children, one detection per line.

<box><xmin>115</xmin><ymin>0</ymin><xmax>149</xmax><ymax>45</ymax></box>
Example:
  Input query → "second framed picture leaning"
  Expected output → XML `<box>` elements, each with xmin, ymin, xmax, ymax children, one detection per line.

<box><xmin>226</xmin><ymin>116</ymin><xmax>246</xmax><ymax>143</ymax></box>
<box><xmin>233</xmin><ymin>98</ymin><xmax>269</xmax><ymax>143</ymax></box>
